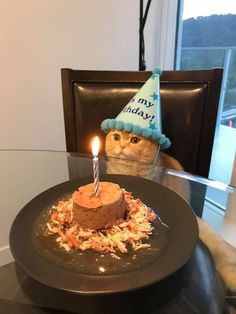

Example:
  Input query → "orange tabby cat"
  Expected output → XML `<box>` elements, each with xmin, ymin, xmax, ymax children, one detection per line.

<box><xmin>105</xmin><ymin>129</ymin><xmax>236</xmax><ymax>293</ymax></box>
<box><xmin>105</xmin><ymin>130</ymin><xmax>183</xmax><ymax>172</ymax></box>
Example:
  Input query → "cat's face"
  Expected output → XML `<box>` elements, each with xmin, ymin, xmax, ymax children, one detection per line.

<box><xmin>105</xmin><ymin>130</ymin><xmax>158</xmax><ymax>164</ymax></box>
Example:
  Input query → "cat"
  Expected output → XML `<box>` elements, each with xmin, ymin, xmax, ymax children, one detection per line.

<box><xmin>105</xmin><ymin>130</ymin><xmax>183</xmax><ymax>174</ymax></box>
<box><xmin>105</xmin><ymin>129</ymin><xmax>186</xmax><ymax>189</ymax></box>
<box><xmin>105</xmin><ymin>129</ymin><xmax>236</xmax><ymax>293</ymax></box>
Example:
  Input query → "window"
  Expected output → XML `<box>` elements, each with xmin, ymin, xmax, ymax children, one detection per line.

<box><xmin>175</xmin><ymin>0</ymin><xmax>236</xmax><ymax>209</ymax></box>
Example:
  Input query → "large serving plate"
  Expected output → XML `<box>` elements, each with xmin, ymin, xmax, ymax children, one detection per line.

<box><xmin>9</xmin><ymin>174</ymin><xmax>198</xmax><ymax>294</ymax></box>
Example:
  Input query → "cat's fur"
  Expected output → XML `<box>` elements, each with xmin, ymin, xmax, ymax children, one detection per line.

<box><xmin>105</xmin><ymin>130</ymin><xmax>236</xmax><ymax>292</ymax></box>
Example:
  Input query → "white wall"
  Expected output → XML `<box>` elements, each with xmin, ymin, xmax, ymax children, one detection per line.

<box><xmin>0</xmin><ymin>0</ymin><xmax>161</xmax><ymax>265</ymax></box>
<box><xmin>0</xmin><ymin>151</ymin><xmax>69</xmax><ymax>266</ymax></box>
<box><xmin>1</xmin><ymin>0</ymin><xmax>157</xmax><ymax>151</ymax></box>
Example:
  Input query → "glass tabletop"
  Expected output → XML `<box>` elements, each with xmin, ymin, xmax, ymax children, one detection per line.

<box><xmin>0</xmin><ymin>149</ymin><xmax>235</xmax><ymax>266</ymax></box>
<box><xmin>0</xmin><ymin>149</ymin><xmax>234</xmax><ymax>313</ymax></box>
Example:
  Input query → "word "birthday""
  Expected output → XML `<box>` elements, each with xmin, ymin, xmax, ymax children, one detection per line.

<box><xmin>122</xmin><ymin>106</ymin><xmax>154</xmax><ymax>122</ymax></box>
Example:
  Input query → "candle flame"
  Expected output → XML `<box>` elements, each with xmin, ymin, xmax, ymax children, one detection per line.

<box><xmin>92</xmin><ymin>136</ymin><xmax>100</xmax><ymax>156</ymax></box>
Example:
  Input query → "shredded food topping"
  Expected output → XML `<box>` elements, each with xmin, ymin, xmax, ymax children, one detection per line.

<box><xmin>46</xmin><ymin>189</ymin><xmax>156</xmax><ymax>254</ymax></box>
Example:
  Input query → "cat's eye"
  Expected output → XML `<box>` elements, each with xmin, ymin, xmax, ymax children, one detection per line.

<box><xmin>113</xmin><ymin>133</ymin><xmax>121</xmax><ymax>141</ymax></box>
<box><xmin>130</xmin><ymin>136</ymin><xmax>140</xmax><ymax>144</ymax></box>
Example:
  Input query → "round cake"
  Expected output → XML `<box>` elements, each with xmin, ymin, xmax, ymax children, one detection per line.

<box><xmin>72</xmin><ymin>182</ymin><xmax>126</xmax><ymax>230</ymax></box>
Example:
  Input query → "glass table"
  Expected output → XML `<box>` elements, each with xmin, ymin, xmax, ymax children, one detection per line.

<box><xmin>0</xmin><ymin>150</ymin><xmax>235</xmax><ymax>314</ymax></box>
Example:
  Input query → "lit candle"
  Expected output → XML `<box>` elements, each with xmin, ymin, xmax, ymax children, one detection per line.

<box><xmin>92</xmin><ymin>136</ymin><xmax>100</xmax><ymax>197</ymax></box>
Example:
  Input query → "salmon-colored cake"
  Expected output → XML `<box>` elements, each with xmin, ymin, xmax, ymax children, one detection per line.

<box><xmin>72</xmin><ymin>182</ymin><xmax>126</xmax><ymax>230</ymax></box>
<box><xmin>46</xmin><ymin>183</ymin><xmax>157</xmax><ymax>254</ymax></box>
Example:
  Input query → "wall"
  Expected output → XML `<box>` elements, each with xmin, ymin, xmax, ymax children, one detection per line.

<box><xmin>0</xmin><ymin>0</ymin><xmax>156</xmax><ymax>151</ymax></box>
<box><xmin>0</xmin><ymin>0</ymin><xmax>160</xmax><ymax>264</ymax></box>
<box><xmin>0</xmin><ymin>151</ymin><xmax>69</xmax><ymax>266</ymax></box>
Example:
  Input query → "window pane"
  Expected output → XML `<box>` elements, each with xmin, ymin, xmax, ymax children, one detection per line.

<box><xmin>180</xmin><ymin>48</ymin><xmax>225</xmax><ymax>70</ymax></box>
<box><xmin>176</xmin><ymin>0</ymin><xmax>236</xmax><ymax>209</ymax></box>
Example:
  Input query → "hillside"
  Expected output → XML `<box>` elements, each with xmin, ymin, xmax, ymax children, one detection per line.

<box><xmin>182</xmin><ymin>14</ymin><xmax>236</xmax><ymax>47</ymax></box>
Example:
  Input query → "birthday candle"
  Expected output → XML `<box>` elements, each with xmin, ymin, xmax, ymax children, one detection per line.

<box><xmin>92</xmin><ymin>136</ymin><xmax>100</xmax><ymax>197</ymax></box>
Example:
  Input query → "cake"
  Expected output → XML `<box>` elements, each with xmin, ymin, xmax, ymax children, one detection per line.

<box><xmin>46</xmin><ymin>182</ymin><xmax>156</xmax><ymax>254</ymax></box>
<box><xmin>72</xmin><ymin>182</ymin><xmax>126</xmax><ymax>230</ymax></box>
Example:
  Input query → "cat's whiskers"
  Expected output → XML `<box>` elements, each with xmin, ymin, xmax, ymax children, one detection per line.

<box><xmin>128</xmin><ymin>147</ymin><xmax>156</xmax><ymax>164</ymax></box>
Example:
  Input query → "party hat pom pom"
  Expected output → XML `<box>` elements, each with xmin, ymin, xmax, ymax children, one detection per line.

<box><xmin>116</xmin><ymin>120</ymin><xmax>124</xmax><ymax>130</ymax></box>
<box><xmin>152</xmin><ymin>67</ymin><xmax>162</xmax><ymax>75</ymax></box>
<box><xmin>110</xmin><ymin>119</ymin><xmax>116</xmax><ymax>129</ymax></box>
<box><xmin>124</xmin><ymin>122</ymin><xmax>133</xmax><ymax>133</ymax></box>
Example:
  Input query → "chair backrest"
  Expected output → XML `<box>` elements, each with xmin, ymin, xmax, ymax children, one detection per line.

<box><xmin>61</xmin><ymin>68</ymin><xmax>223</xmax><ymax>178</ymax></box>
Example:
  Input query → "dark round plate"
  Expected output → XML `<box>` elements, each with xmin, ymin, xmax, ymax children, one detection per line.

<box><xmin>9</xmin><ymin>174</ymin><xmax>198</xmax><ymax>294</ymax></box>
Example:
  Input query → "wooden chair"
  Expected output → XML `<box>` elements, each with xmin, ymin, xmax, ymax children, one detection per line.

<box><xmin>61</xmin><ymin>68</ymin><xmax>223</xmax><ymax>178</ymax></box>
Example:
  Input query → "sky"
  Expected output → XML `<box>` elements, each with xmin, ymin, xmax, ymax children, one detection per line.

<box><xmin>183</xmin><ymin>0</ymin><xmax>236</xmax><ymax>19</ymax></box>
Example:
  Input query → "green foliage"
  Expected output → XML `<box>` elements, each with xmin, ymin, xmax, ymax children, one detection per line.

<box><xmin>180</xmin><ymin>14</ymin><xmax>236</xmax><ymax>116</ymax></box>
<box><xmin>182</xmin><ymin>14</ymin><xmax>236</xmax><ymax>47</ymax></box>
